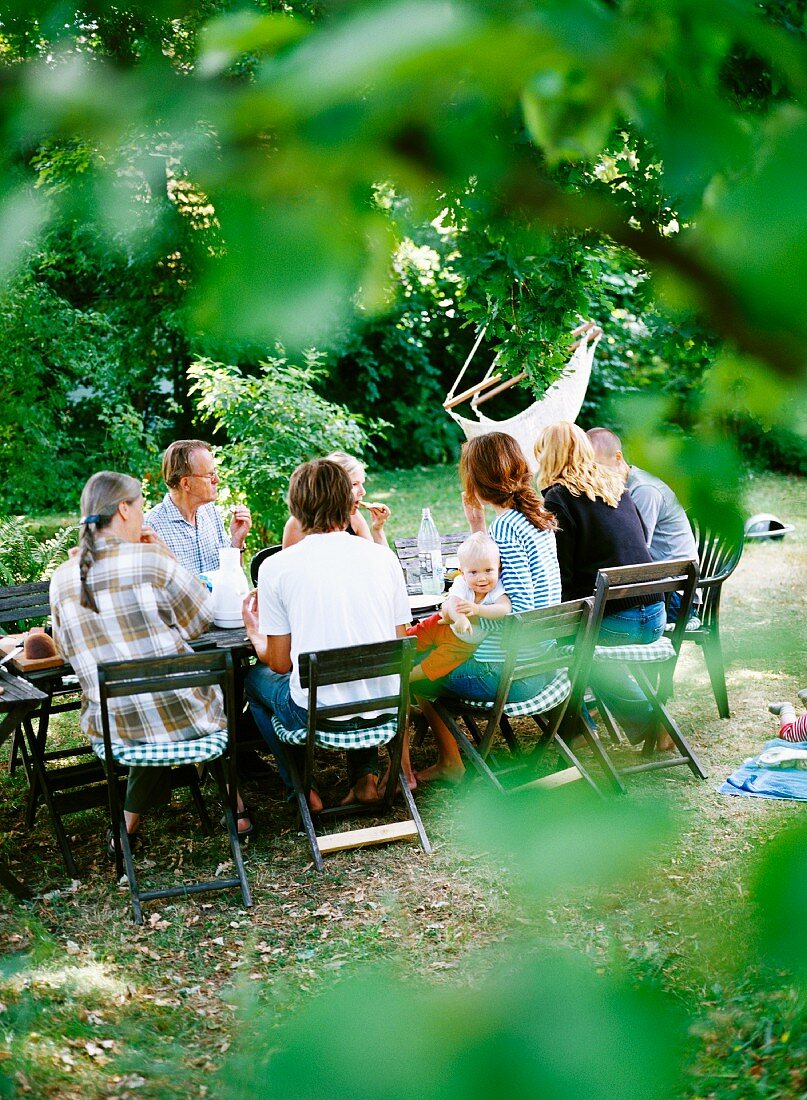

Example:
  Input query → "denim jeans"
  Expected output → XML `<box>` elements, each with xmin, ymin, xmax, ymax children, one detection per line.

<box><xmin>666</xmin><ymin>590</ymin><xmax>701</xmax><ymax>624</ymax></box>
<box><xmin>438</xmin><ymin>656</ymin><xmax>550</xmax><ymax>704</ymax></box>
<box><xmin>244</xmin><ymin>664</ymin><xmax>378</xmax><ymax>792</ymax></box>
<box><xmin>591</xmin><ymin>601</ymin><xmax>666</xmax><ymax>742</ymax></box>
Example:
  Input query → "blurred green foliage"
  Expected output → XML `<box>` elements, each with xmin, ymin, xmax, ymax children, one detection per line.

<box><xmin>221</xmin><ymin>789</ymin><xmax>690</xmax><ymax>1099</ymax></box>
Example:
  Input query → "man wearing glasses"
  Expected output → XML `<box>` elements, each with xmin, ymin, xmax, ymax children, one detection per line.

<box><xmin>145</xmin><ymin>439</ymin><xmax>252</xmax><ymax>576</ymax></box>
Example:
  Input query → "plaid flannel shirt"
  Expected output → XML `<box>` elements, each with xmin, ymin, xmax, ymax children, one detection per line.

<box><xmin>144</xmin><ymin>493</ymin><xmax>230</xmax><ymax>576</ymax></box>
<box><xmin>50</xmin><ymin>537</ymin><xmax>224</xmax><ymax>748</ymax></box>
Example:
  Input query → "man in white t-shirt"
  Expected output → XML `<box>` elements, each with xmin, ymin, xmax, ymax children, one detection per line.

<box><xmin>242</xmin><ymin>459</ymin><xmax>410</xmax><ymax>810</ymax></box>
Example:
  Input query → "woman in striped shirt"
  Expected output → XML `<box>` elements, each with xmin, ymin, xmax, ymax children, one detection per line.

<box><xmin>415</xmin><ymin>433</ymin><xmax>561</xmax><ymax>785</ymax></box>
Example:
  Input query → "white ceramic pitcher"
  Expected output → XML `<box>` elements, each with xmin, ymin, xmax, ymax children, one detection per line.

<box><xmin>211</xmin><ymin>547</ymin><xmax>250</xmax><ymax>628</ymax></box>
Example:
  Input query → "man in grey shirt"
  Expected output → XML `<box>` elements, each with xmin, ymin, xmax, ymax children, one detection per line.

<box><xmin>587</xmin><ymin>427</ymin><xmax>699</xmax><ymax>622</ymax></box>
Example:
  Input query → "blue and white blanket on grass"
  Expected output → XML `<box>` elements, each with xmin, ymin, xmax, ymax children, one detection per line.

<box><xmin>719</xmin><ymin>737</ymin><xmax>807</xmax><ymax>801</ymax></box>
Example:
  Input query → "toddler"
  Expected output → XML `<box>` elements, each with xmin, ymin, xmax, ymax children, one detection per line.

<box><xmin>768</xmin><ymin>689</ymin><xmax>807</xmax><ymax>742</ymax></box>
<box><xmin>407</xmin><ymin>532</ymin><xmax>511</xmax><ymax>684</ymax></box>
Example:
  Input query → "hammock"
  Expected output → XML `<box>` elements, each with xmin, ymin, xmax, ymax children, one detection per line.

<box><xmin>444</xmin><ymin>321</ymin><xmax>602</xmax><ymax>471</ymax></box>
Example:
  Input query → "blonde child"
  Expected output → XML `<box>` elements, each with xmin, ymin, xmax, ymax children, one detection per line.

<box><xmin>406</xmin><ymin>532</ymin><xmax>511</xmax><ymax>684</ymax></box>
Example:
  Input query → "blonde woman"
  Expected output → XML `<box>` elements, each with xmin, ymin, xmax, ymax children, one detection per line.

<box><xmin>282</xmin><ymin>452</ymin><xmax>390</xmax><ymax>548</ymax></box>
<box><xmin>535</xmin><ymin>422</ymin><xmax>666</xmax><ymax>746</ymax></box>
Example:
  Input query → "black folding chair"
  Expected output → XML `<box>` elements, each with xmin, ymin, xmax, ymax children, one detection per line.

<box><xmin>588</xmin><ymin>559</ymin><xmax>706</xmax><ymax>780</ymax></box>
<box><xmin>428</xmin><ymin>598</ymin><xmax>623</xmax><ymax>795</ymax></box>
<box><xmin>269</xmin><ymin>637</ymin><xmax>431</xmax><ymax>871</ymax></box>
<box><xmin>677</xmin><ymin>516</ymin><xmax>744</xmax><ymax>718</ymax></box>
<box><xmin>97</xmin><ymin>650</ymin><xmax>251</xmax><ymax>924</ymax></box>
<box><xmin>249</xmin><ymin>545</ymin><xmax>282</xmax><ymax>587</ymax></box>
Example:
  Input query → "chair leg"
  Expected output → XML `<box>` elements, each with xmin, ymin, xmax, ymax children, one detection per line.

<box><xmin>399</xmin><ymin>774</ymin><xmax>432</xmax><ymax>854</ymax></box>
<box><xmin>119</xmin><ymin>822</ymin><xmax>143</xmax><ymax>925</ymax></box>
<box><xmin>0</xmin><ymin>862</ymin><xmax>32</xmax><ymax>900</ymax></box>
<box><xmin>702</xmin><ymin>632</ymin><xmax>731</xmax><ymax>719</ymax></box>
<box><xmin>552</xmin><ymin>733</ymin><xmax>603</xmax><ymax>796</ymax></box>
<box><xmin>276</xmin><ymin>744</ymin><xmax>324</xmax><ymax>871</ymax></box>
<box><xmin>634</xmin><ymin>668</ymin><xmax>708</xmax><ymax>780</ymax></box>
<box><xmin>432</xmin><ymin>705</ymin><xmax>505</xmax><ymax>793</ymax></box>
<box><xmin>565</xmin><ymin>712</ymin><xmax>627</xmax><ymax>796</ymax></box>
<box><xmin>497</xmin><ymin>715</ymin><xmax>521</xmax><ymax>756</ymax></box>
<box><xmin>211</xmin><ymin>760</ymin><xmax>252</xmax><ymax>908</ymax></box>
<box><xmin>187</xmin><ymin>765</ymin><xmax>213</xmax><ymax>835</ymax></box>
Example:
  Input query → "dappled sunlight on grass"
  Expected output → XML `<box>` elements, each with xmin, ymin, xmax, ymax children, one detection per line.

<box><xmin>7</xmin><ymin>960</ymin><xmax>128</xmax><ymax>1000</ymax></box>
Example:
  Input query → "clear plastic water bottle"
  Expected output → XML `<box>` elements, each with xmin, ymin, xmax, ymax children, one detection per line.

<box><xmin>418</xmin><ymin>507</ymin><xmax>443</xmax><ymax>595</ymax></box>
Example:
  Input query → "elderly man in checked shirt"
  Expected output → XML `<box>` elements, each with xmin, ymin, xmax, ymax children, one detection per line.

<box><xmin>145</xmin><ymin>439</ymin><xmax>252</xmax><ymax>577</ymax></box>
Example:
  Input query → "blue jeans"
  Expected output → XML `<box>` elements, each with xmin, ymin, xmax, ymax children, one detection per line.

<box><xmin>244</xmin><ymin>664</ymin><xmax>378</xmax><ymax>791</ymax></box>
<box><xmin>592</xmin><ymin>601</ymin><xmax>666</xmax><ymax>742</ymax></box>
<box><xmin>666</xmin><ymin>591</ymin><xmax>700</xmax><ymax>624</ymax></box>
<box><xmin>438</xmin><ymin>656</ymin><xmax>550</xmax><ymax>704</ymax></box>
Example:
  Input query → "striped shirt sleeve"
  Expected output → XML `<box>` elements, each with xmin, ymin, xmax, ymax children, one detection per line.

<box><xmin>496</xmin><ymin>532</ymin><xmax>536</xmax><ymax>614</ymax></box>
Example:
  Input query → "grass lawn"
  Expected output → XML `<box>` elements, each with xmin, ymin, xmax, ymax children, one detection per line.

<box><xmin>1</xmin><ymin>468</ymin><xmax>805</xmax><ymax>1098</ymax></box>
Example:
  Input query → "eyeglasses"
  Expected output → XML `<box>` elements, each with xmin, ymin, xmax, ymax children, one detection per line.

<box><xmin>188</xmin><ymin>471</ymin><xmax>219</xmax><ymax>482</ymax></box>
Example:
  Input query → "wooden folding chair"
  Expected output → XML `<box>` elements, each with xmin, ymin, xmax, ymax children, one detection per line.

<box><xmin>269</xmin><ymin>637</ymin><xmax>431</xmax><ymax>871</ymax></box>
<box><xmin>588</xmin><ymin>559</ymin><xmax>706</xmax><ymax>780</ymax></box>
<box><xmin>97</xmin><ymin>650</ymin><xmax>252</xmax><ymax>924</ymax></box>
<box><xmin>428</xmin><ymin>598</ymin><xmax>623</xmax><ymax>795</ymax></box>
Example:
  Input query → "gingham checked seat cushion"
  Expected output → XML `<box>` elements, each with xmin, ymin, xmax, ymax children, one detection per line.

<box><xmin>271</xmin><ymin>715</ymin><xmax>398</xmax><ymax>750</ymax></box>
<box><xmin>92</xmin><ymin>729</ymin><xmax>229</xmax><ymax>766</ymax></box>
<box><xmin>449</xmin><ymin>669</ymin><xmax>571</xmax><ymax>718</ymax></box>
<box><xmin>593</xmin><ymin>637</ymin><xmax>676</xmax><ymax>663</ymax></box>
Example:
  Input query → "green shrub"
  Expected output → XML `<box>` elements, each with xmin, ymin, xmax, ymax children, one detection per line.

<box><xmin>730</xmin><ymin>415</ymin><xmax>807</xmax><ymax>477</ymax></box>
<box><xmin>0</xmin><ymin>516</ymin><xmax>77</xmax><ymax>587</ymax></box>
<box><xmin>188</xmin><ymin>350</ymin><xmax>376</xmax><ymax>544</ymax></box>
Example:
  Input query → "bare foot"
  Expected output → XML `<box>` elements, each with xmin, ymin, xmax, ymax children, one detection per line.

<box><xmin>655</xmin><ymin>732</ymin><xmax>676</xmax><ymax>752</ymax></box>
<box><xmin>341</xmin><ymin>773</ymin><xmax>381</xmax><ymax>805</ymax></box>
<box><xmin>377</xmin><ymin>766</ymin><xmax>417</xmax><ymax>799</ymax></box>
<box><xmin>307</xmin><ymin>789</ymin><xmax>323</xmax><ymax>814</ymax></box>
<box><xmin>415</xmin><ymin>762</ymin><xmax>465</xmax><ymax>785</ymax></box>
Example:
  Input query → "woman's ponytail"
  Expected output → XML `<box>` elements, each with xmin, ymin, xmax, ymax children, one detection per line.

<box><xmin>77</xmin><ymin>471</ymin><xmax>141</xmax><ymax>612</ymax></box>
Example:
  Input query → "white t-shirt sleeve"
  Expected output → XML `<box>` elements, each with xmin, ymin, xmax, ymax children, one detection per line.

<box><xmin>388</xmin><ymin>552</ymin><xmax>411</xmax><ymax>625</ymax></box>
<box><xmin>258</xmin><ymin>565</ymin><xmax>291</xmax><ymax>636</ymax></box>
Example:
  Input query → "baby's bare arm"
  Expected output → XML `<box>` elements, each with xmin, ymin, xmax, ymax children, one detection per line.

<box><xmin>441</xmin><ymin>594</ymin><xmax>463</xmax><ymax>625</ymax></box>
<box><xmin>474</xmin><ymin>593</ymin><xmax>512</xmax><ymax>620</ymax></box>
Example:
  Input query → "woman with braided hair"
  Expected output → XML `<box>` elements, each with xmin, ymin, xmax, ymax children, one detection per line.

<box><xmin>412</xmin><ymin>433</ymin><xmax>562</xmax><ymax>785</ymax></box>
<box><xmin>50</xmin><ymin>471</ymin><xmax>252</xmax><ymax>855</ymax></box>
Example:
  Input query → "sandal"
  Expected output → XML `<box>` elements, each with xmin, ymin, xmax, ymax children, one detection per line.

<box><xmin>106</xmin><ymin>826</ymin><xmax>141</xmax><ymax>861</ymax></box>
<box><xmin>221</xmin><ymin>806</ymin><xmax>255</xmax><ymax>840</ymax></box>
